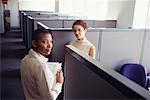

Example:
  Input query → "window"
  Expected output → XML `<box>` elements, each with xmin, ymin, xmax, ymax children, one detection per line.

<box><xmin>133</xmin><ymin>0</ymin><xmax>150</xmax><ymax>28</ymax></box>
<box><xmin>59</xmin><ymin>0</ymin><xmax>108</xmax><ymax>19</ymax></box>
<box><xmin>18</xmin><ymin>0</ymin><xmax>55</xmax><ymax>12</ymax></box>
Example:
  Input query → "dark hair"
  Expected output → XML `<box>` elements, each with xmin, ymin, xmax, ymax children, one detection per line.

<box><xmin>32</xmin><ymin>28</ymin><xmax>52</xmax><ymax>41</ymax></box>
<box><xmin>72</xmin><ymin>20</ymin><xmax>87</xmax><ymax>30</ymax></box>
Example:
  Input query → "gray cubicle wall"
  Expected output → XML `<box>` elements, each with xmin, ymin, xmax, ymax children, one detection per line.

<box><xmin>37</xmin><ymin>22</ymin><xmax>101</xmax><ymax>63</ymax></box>
<box><xmin>19</xmin><ymin>10</ymin><xmax>51</xmax><ymax>35</ymax></box>
<box><xmin>34</xmin><ymin>19</ymin><xmax>63</xmax><ymax>29</ymax></box>
<box><xmin>22</xmin><ymin>13</ymin><xmax>28</xmax><ymax>48</ymax></box>
<box><xmin>23</xmin><ymin>13</ymin><xmax>68</xmax><ymax>49</ymax></box>
<box><xmin>50</xmin><ymin>29</ymin><xmax>75</xmax><ymax>62</ymax></box>
<box><xmin>20</xmin><ymin>10</ymin><xmax>116</xmax><ymax>49</ymax></box>
<box><xmin>27</xmin><ymin>16</ymin><xmax>34</xmax><ymax>50</ymax></box>
<box><xmin>36</xmin><ymin>22</ymin><xmax>150</xmax><ymax>73</ymax></box>
<box><xmin>63</xmin><ymin>20</ymin><xmax>95</xmax><ymax>28</ymax></box>
<box><xmin>64</xmin><ymin>45</ymin><xmax>150</xmax><ymax>99</ymax></box>
<box><xmin>23</xmin><ymin>14</ymin><xmax>58</xmax><ymax>49</ymax></box>
<box><xmin>20</xmin><ymin>10</ymin><xmax>53</xmax><ymax>49</ymax></box>
<box><xmin>63</xmin><ymin>20</ymin><xmax>116</xmax><ymax>28</ymax></box>
<box><xmin>23</xmin><ymin>14</ymin><xmax>116</xmax><ymax>49</ymax></box>
<box><xmin>99</xmin><ymin>29</ymin><xmax>150</xmax><ymax>73</ymax></box>
<box><xmin>49</xmin><ymin>28</ymin><xmax>101</xmax><ymax>62</ymax></box>
<box><xmin>34</xmin><ymin>18</ymin><xmax>116</xmax><ymax>29</ymax></box>
<box><xmin>37</xmin><ymin>22</ymin><xmax>75</xmax><ymax>62</ymax></box>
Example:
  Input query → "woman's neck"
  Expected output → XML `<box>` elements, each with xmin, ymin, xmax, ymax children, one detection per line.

<box><xmin>78</xmin><ymin>37</ymin><xmax>86</xmax><ymax>41</ymax></box>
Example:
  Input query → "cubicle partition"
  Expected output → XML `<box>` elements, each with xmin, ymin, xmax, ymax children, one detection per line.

<box><xmin>19</xmin><ymin>10</ymin><xmax>52</xmax><ymax>48</ymax></box>
<box><xmin>64</xmin><ymin>45</ymin><xmax>150</xmax><ymax>99</ymax></box>
<box><xmin>37</xmin><ymin>22</ymin><xmax>101</xmax><ymax>63</ymax></box>
<box><xmin>49</xmin><ymin>28</ymin><xmax>102</xmax><ymax>63</ymax></box>
<box><xmin>37</xmin><ymin>22</ymin><xmax>150</xmax><ymax>73</ymax></box>
<box><xmin>27</xmin><ymin>16</ymin><xmax>34</xmax><ymax>50</ymax></box>
<box><xmin>63</xmin><ymin>20</ymin><xmax>116</xmax><ymax>28</ymax></box>
<box><xmin>22</xmin><ymin>13</ymin><xmax>27</xmax><ymax>48</ymax></box>
<box><xmin>21</xmin><ymin>12</ymin><xmax>54</xmax><ymax>49</ymax></box>
<box><xmin>33</xmin><ymin>18</ymin><xmax>116</xmax><ymax>29</ymax></box>
<box><xmin>19</xmin><ymin>10</ymin><xmax>51</xmax><ymax>34</ymax></box>
<box><xmin>21</xmin><ymin>10</ymin><xmax>116</xmax><ymax>49</ymax></box>
<box><xmin>37</xmin><ymin>22</ymin><xmax>75</xmax><ymax>63</ymax></box>
<box><xmin>98</xmin><ymin>29</ymin><xmax>150</xmax><ymax>73</ymax></box>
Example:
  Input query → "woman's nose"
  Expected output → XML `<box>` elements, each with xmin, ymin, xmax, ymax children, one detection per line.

<box><xmin>75</xmin><ymin>31</ymin><xmax>79</xmax><ymax>35</ymax></box>
<box><xmin>47</xmin><ymin>42</ymin><xmax>52</xmax><ymax>48</ymax></box>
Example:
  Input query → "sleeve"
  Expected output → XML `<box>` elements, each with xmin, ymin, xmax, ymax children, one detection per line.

<box><xmin>51</xmin><ymin>83</ymin><xmax>62</xmax><ymax>100</ymax></box>
<box><xmin>34</xmin><ymin>63</ymin><xmax>62</xmax><ymax>100</ymax></box>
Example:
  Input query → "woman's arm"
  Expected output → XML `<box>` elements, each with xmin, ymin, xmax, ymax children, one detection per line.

<box><xmin>89</xmin><ymin>45</ymin><xmax>96</xmax><ymax>59</ymax></box>
<box><xmin>34</xmin><ymin>65</ymin><xmax>52</xmax><ymax>99</ymax></box>
<box><xmin>35</xmin><ymin>64</ymin><xmax>63</xmax><ymax>100</ymax></box>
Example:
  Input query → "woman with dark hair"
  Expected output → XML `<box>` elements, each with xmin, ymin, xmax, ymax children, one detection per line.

<box><xmin>20</xmin><ymin>28</ymin><xmax>64</xmax><ymax>100</ymax></box>
<box><xmin>70</xmin><ymin>20</ymin><xmax>96</xmax><ymax>59</ymax></box>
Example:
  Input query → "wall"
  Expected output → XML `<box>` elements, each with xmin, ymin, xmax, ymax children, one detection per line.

<box><xmin>64</xmin><ymin>51</ymin><xmax>128</xmax><ymax>99</ymax></box>
<box><xmin>0</xmin><ymin>0</ymin><xmax>4</xmax><ymax>33</ymax></box>
<box><xmin>107</xmin><ymin>0</ymin><xmax>136</xmax><ymax>28</ymax></box>
<box><xmin>99</xmin><ymin>29</ymin><xmax>144</xmax><ymax>71</ymax></box>
<box><xmin>7</xmin><ymin>0</ymin><xmax>19</xmax><ymax>27</ymax></box>
<box><xmin>64</xmin><ymin>45</ymin><xmax>150</xmax><ymax>99</ymax></box>
<box><xmin>92</xmin><ymin>28</ymin><xmax>150</xmax><ymax>73</ymax></box>
<box><xmin>141</xmin><ymin>30</ymin><xmax>150</xmax><ymax>72</ymax></box>
<box><xmin>6</xmin><ymin>0</ymin><xmax>55</xmax><ymax>27</ymax></box>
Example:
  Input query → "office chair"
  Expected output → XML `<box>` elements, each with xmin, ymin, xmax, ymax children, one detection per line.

<box><xmin>120</xmin><ymin>63</ymin><xmax>148</xmax><ymax>88</ymax></box>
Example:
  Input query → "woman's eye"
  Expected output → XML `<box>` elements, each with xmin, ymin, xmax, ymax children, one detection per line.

<box><xmin>78</xmin><ymin>29</ymin><xmax>81</xmax><ymax>32</ymax></box>
<box><xmin>42</xmin><ymin>41</ymin><xmax>47</xmax><ymax>44</ymax></box>
<box><xmin>73</xmin><ymin>30</ymin><xmax>76</xmax><ymax>32</ymax></box>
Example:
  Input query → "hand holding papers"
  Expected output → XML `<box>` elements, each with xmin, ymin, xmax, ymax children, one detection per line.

<box><xmin>47</xmin><ymin>62</ymin><xmax>62</xmax><ymax>75</ymax></box>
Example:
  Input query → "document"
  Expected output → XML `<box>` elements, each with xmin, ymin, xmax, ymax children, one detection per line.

<box><xmin>47</xmin><ymin>62</ymin><xmax>62</xmax><ymax>75</ymax></box>
<box><xmin>44</xmin><ymin>62</ymin><xmax>62</xmax><ymax>89</ymax></box>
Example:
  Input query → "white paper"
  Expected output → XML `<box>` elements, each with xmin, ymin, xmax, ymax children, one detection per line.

<box><xmin>47</xmin><ymin>62</ymin><xmax>62</xmax><ymax>75</ymax></box>
<box><xmin>47</xmin><ymin>62</ymin><xmax>62</xmax><ymax>88</ymax></box>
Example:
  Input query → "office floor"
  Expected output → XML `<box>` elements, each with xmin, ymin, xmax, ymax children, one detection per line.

<box><xmin>1</xmin><ymin>28</ymin><xmax>26</xmax><ymax>99</ymax></box>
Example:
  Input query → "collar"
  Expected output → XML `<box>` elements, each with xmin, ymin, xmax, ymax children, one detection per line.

<box><xmin>76</xmin><ymin>38</ymin><xmax>88</xmax><ymax>43</ymax></box>
<box><xmin>28</xmin><ymin>49</ymin><xmax>48</xmax><ymax>63</ymax></box>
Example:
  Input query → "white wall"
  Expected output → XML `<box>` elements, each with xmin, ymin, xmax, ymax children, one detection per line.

<box><xmin>86</xmin><ymin>31</ymin><xmax>101</xmax><ymax>60</ymax></box>
<box><xmin>0</xmin><ymin>0</ymin><xmax>4</xmax><ymax>33</ymax></box>
<box><xmin>7</xmin><ymin>0</ymin><xmax>19</xmax><ymax>27</ymax></box>
<box><xmin>141</xmin><ymin>30</ymin><xmax>150</xmax><ymax>73</ymax></box>
<box><xmin>96</xmin><ymin>29</ymin><xmax>150</xmax><ymax>73</ymax></box>
<box><xmin>107</xmin><ymin>0</ymin><xmax>136</xmax><ymax>28</ymax></box>
<box><xmin>6</xmin><ymin>0</ymin><xmax>55</xmax><ymax>27</ymax></box>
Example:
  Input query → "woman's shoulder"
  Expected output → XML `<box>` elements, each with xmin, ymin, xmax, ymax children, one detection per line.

<box><xmin>86</xmin><ymin>39</ymin><xmax>93</xmax><ymax>46</ymax></box>
<box><xmin>69</xmin><ymin>40</ymin><xmax>77</xmax><ymax>45</ymax></box>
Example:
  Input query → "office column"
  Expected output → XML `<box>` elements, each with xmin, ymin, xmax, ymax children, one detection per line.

<box><xmin>55</xmin><ymin>0</ymin><xmax>59</xmax><ymax>13</ymax></box>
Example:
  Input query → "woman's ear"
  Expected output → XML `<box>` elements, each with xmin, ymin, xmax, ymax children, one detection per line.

<box><xmin>32</xmin><ymin>40</ymin><xmax>37</xmax><ymax>48</ymax></box>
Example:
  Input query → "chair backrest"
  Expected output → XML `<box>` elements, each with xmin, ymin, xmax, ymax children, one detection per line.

<box><xmin>120</xmin><ymin>63</ymin><xmax>147</xmax><ymax>88</ymax></box>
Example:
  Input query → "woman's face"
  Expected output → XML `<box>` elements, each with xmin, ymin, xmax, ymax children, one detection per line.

<box><xmin>73</xmin><ymin>25</ymin><xmax>86</xmax><ymax>40</ymax></box>
<box><xmin>34</xmin><ymin>33</ymin><xmax>53</xmax><ymax>56</ymax></box>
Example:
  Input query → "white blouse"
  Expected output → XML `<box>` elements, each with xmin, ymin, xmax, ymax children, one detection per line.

<box><xmin>20</xmin><ymin>49</ymin><xmax>62</xmax><ymax>100</ymax></box>
<box><xmin>70</xmin><ymin>38</ymin><xmax>92</xmax><ymax>55</ymax></box>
